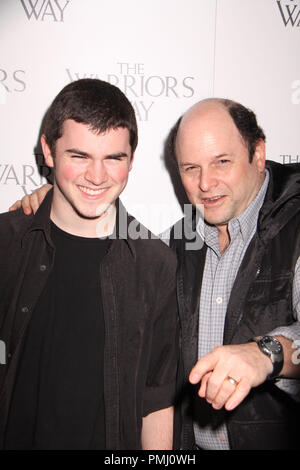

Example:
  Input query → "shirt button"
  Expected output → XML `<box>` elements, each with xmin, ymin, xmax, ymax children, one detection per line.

<box><xmin>21</xmin><ymin>306</ymin><xmax>29</xmax><ymax>313</ymax></box>
<box><xmin>40</xmin><ymin>265</ymin><xmax>47</xmax><ymax>272</ymax></box>
<box><xmin>216</xmin><ymin>296</ymin><xmax>223</xmax><ymax>304</ymax></box>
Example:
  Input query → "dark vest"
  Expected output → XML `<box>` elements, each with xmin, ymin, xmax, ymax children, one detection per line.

<box><xmin>171</xmin><ymin>161</ymin><xmax>300</xmax><ymax>450</ymax></box>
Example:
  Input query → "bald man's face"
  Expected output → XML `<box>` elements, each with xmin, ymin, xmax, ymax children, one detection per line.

<box><xmin>176</xmin><ymin>104</ymin><xmax>265</xmax><ymax>229</ymax></box>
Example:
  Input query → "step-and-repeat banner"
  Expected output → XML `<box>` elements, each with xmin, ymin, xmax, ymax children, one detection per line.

<box><xmin>1</xmin><ymin>0</ymin><xmax>299</xmax><ymax>233</ymax></box>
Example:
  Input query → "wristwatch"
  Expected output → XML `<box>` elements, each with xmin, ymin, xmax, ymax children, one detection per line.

<box><xmin>253</xmin><ymin>336</ymin><xmax>284</xmax><ymax>380</ymax></box>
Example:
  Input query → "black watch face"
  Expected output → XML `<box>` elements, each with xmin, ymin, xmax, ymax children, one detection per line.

<box><xmin>262</xmin><ymin>336</ymin><xmax>282</xmax><ymax>353</ymax></box>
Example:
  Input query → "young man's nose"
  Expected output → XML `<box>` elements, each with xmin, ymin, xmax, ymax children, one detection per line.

<box><xmin>85</xmin><ymin>160</ymin><xmax>108</xmax><ymax>185</ymax></box>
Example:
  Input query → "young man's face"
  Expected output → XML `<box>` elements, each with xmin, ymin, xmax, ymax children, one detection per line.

<box><xmin>42</xmin><ymin>119</ymin><xmax>133</xmax><ymax>223</ymax></box>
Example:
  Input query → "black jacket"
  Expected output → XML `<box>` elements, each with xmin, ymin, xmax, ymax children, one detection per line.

<box><xmin>0</xmin><ymin>190</ymin><xmax>179</xmax><ymax>450</ymax></box>
<box><xmin>171</xmin><ymin>161</ymin><xmax>300</xmax><ymax>450</ymax></box>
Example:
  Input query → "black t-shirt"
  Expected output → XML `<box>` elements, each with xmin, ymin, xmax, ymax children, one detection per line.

<box><xmin>4</xmin><ymin>222</ymin><xmax>111</xmax><ymax>449</ymax></box>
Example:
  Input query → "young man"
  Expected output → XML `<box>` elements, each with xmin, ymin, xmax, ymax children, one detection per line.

<box><xmin>0</xmin><ymin>79</ymin><xmax>178</xmax><ymax>450</ymax></box>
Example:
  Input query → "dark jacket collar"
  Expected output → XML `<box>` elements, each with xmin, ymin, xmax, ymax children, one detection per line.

<box><xmin>110</xmin><ymin>198</ymin><xmax>137</xmax><ymax>259</ymax></box>
<box><xmin>21</xmin><ymin>189</ymin><xmax>53</xmax><ymax>248</ymax></box>
<box><xmin>22</xmin><ymin>189</ymin><xmax>136</xmax><ymax>258</ymax></box>
<box><xmin>258</xmin><ymin>160</ymin><xmax>300</xmax><ymax>242</ymax></box>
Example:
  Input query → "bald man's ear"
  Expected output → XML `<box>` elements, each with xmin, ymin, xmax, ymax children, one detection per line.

<box><xmin>253</xmin><ymin>139</ymin><xmax>266</xmax><ymax>173</ymax></box>
<box><xmin>41</xmin><ymin>135</ymin><xmax>54</xmax><ymax>168</ymax></box>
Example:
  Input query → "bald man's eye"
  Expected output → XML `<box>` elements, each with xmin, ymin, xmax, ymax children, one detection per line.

<box><xmin>216</xmin><ymin>159</ymin><xmax>231</xmax><ymax>166</ymax></box>
<box><xmin>185</xmin><ymin>165</ymin><xmax>198</xmax><ymax>172</ymax></box>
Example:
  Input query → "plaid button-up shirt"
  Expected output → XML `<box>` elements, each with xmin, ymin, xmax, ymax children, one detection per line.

<box><xmin>193</xmin><ymin>170</ymin><xmax>300</xmax><ymax>449</ymax></box>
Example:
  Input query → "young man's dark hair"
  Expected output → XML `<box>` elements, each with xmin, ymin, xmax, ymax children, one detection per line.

<box><xmin>43</xmin><ymin>78</ymin><xmax>138</xmax><ymax>158</ymax></box>
<box><xmin>0</xmin><ymin>79</ymin><xmax>178</xmax><ymax>451</ymax></box>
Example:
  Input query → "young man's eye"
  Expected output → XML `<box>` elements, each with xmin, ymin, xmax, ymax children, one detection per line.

<box><xmin>105</xmin><ymin>156</ymin><xmax>127</xmax><ymax>163</ymax></box>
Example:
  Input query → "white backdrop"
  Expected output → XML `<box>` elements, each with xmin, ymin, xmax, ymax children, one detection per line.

<box><xmin>1</xmin><ymin>0</ymin><xmax>299</xmax><ymax>234</ymax></box>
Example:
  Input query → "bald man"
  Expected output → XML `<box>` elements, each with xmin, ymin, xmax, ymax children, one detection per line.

<box><xmin>169</xmin><ymin>98</ymin><xmax>300</xmax><ymax>450</ymax></box>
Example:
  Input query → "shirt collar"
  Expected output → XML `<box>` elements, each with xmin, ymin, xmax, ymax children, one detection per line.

<box><xmin>110</xmin><ymin>198</ymin><xmax>137</xmax><ymax>259</ymax></box>
<box><xmin>235</xmin><ymin>169</ymin><xmax>269</xmax><ymax>242</ymax></box>
<box><xmin>22</xmin><ymin>188</ymin><xmax>54</xmax><ymax>248</ymax></box>
<box><xmin>22</xmin><ymin>190</ymin><xmax>136</xmax><ymax>259</ymax></box>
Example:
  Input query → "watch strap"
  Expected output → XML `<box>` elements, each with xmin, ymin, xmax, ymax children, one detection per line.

<box><xmin>253</xmin><ymin>336</ymin><xmax>284</xmax><ymax>380</ymax></box>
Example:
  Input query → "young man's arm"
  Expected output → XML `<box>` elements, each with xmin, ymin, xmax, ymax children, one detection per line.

<box><xmin>141</xmin><ymin>406</ymin><xmax>174</xmax><ymax>450</ymax></box>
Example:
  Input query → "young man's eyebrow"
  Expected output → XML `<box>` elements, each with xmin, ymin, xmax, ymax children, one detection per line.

<box><xmin>65</xmin><ymin>148</ymin><xmax>90</xmax><ymax>157</ymax></box>
<box><xmin>65</xmin><ymin>149</ymin><xmax>129</xmax><ymax>159</ymax></box>
<box><xmin>105</xmin><ymin>152</ymin><xmax>129</xmax><ymax>159</ymax></box>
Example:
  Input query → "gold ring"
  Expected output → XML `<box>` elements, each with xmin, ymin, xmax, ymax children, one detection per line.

<box><xmin>227</xmin><ymin>376</ymin><xmax>238</xmax><ymax>386</ymax></box>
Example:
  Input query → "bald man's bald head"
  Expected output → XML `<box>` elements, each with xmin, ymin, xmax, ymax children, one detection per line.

<box><xmin>171</xmin><ymin>98</ymin><xmax>265</xmax><ymax>165</ymax></box>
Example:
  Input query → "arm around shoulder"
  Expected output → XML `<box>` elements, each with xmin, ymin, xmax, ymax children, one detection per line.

<box><xmin>9</xmin><ymin>183</ymin><xmax>52</xmax><ymax>215</ymax></box>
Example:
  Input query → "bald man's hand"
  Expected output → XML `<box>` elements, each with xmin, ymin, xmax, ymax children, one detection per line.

<box><xmin>9</xmin><ymin>184</ymin><xmax>52</xmax><ymax>215</ymax></box>
<box><xmin>189</xmin><ymin>343</ymin><xmax>273</xmax><ymax>411</ymax></box>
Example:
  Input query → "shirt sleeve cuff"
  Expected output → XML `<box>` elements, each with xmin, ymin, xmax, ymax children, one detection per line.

<box><xmin>266</xmin><ymin>323</ymin><xmax>300</xmax><ymax>400</ymax></box>
<box><xmin>267</xmin><ymin>322</ymin><xmax>300</xmax><ymax>344</ymax></box>
<box><xmin>143</xmin><ymin>381</ymin><xmax>176</xmax><ymax>417</ymax></box>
